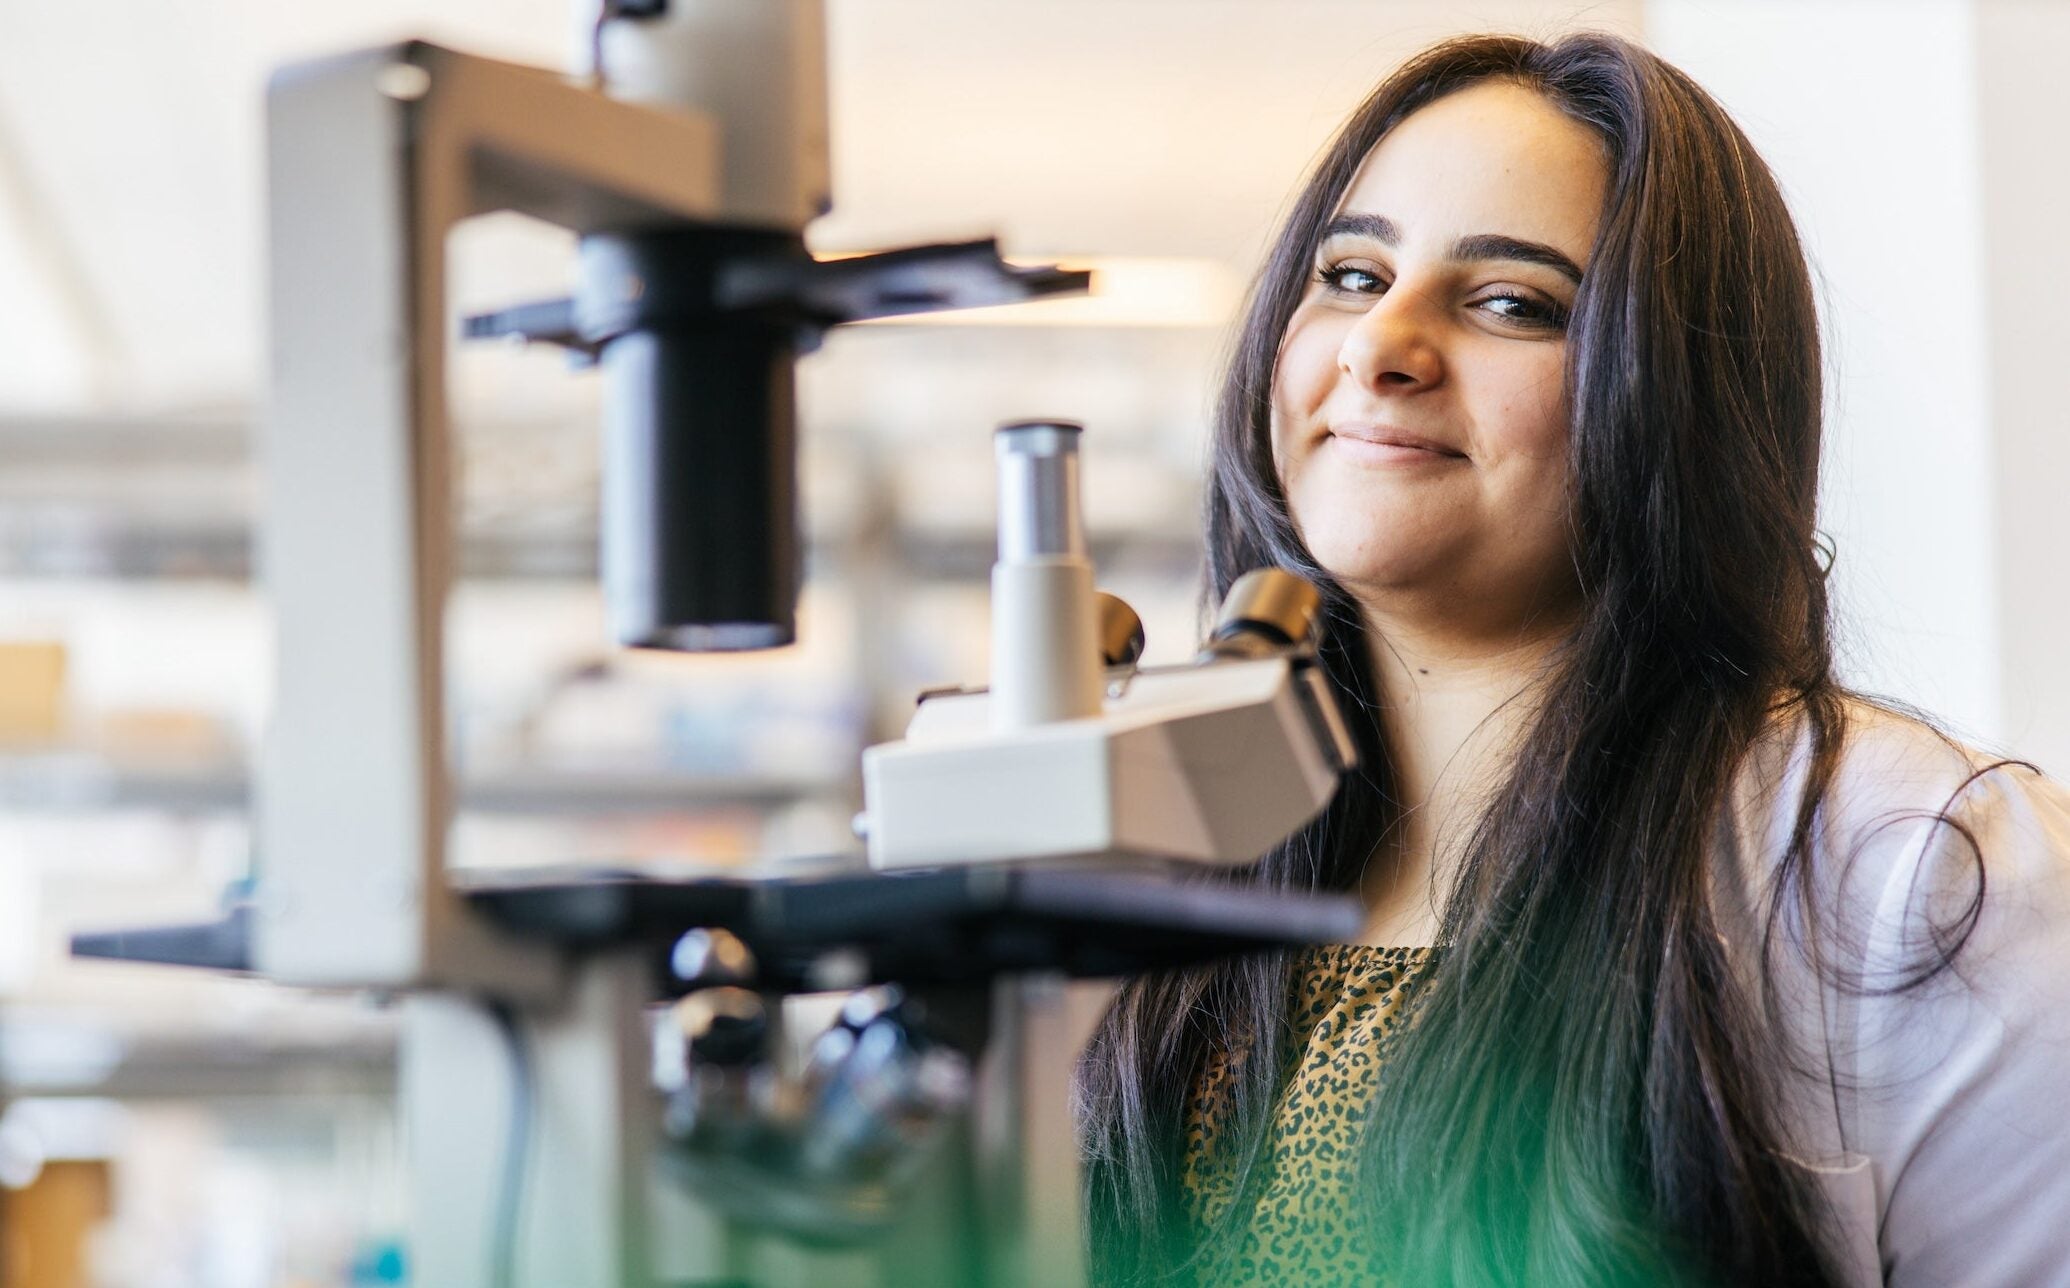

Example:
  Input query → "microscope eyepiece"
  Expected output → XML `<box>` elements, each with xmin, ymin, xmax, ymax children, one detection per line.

<box><xmin>993</xmin><ymin>420</ymin><xmax>1086</xmax><ymax>562</ymax></box>
<box><xmin>988</xmin><ymin>418</ymin><xmax>1102</xmax><ymax>727</ymax></box>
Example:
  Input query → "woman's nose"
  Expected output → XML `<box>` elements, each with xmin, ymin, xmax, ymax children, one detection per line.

<box><xmin>1337</xmin><ymin>289</ymin><xmax>1442</xmax><ymax>391</ymax></box>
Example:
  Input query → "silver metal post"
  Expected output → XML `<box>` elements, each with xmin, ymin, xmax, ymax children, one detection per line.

<box><xmin>995</xmin><ymin>421</ymin><xmax>1088</xmax><ymax>563</ymax></box>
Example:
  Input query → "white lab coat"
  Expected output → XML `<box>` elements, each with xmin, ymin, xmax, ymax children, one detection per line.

<box><xmin>1715</xmin><ymin>698</ymin><xmax>2070</xmax><ymax>1287</ymax></box>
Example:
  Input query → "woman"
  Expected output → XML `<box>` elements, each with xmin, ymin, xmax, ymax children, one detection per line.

<box><xmin>1078</xmin><ymin>31</ymin><xmax>2070</xmax><ymax>1288</ymax></box>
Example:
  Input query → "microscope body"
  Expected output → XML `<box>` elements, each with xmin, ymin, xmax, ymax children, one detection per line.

<box><xmin>73</xmin><ymin>6</ymin><xmax>1366</xmax><ymax>1286</ymax></box>
<box><xmin>866</xmin><ymin>655</ymin><xmax>1352</xmax><ymax>869</ymax></box>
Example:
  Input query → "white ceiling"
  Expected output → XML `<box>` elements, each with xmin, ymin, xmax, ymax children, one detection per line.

<box><xmin>0</xmin><ymin>0</ymin><xmax>1640</xmax><ymax>414</ymax></box>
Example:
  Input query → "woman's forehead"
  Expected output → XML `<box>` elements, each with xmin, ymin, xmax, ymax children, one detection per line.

<box><xmin>1334</xmin><ymin>81</ymin><xmax>1608</xmax><ymax>269</ymax></box>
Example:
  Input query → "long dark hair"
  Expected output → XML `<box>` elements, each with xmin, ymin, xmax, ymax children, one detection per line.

<box><xmin>1079</xmin><ymin>32</ymin><xmax>1912</xmax><ymax>1285</ymax></box>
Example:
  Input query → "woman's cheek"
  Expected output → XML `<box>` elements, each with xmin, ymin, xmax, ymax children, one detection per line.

<box><xmin>1495</xmin><ymin>357</ymin><xmax>1571</xmax><ymax>457</ymax></box>
<box><xmin>1276</xmin><ymin>310</ymin><xmax>1342</xmax><ymax>410</ymax></box>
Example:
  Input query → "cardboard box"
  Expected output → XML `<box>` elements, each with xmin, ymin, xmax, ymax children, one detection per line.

<box><xmin>0</xmin><ymin>641</ymin><xmax>66</xmax><ymax>744</ymax></box>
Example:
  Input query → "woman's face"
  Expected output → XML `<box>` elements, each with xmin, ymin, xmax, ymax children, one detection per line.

<box><xmin>1272</xmin><ymin>80</ymin><xmax>1608</xmax><ymax>641</ymax></box>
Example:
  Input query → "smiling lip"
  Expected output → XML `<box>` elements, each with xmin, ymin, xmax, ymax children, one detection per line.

<box><xmin>1326</xmin><ymin>425</ymin><xmax>1467</xmax><ymax>462</ymax></box>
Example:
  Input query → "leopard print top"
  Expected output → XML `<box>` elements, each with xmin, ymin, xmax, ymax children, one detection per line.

<box><xmin>1180</xmin><ymin>944</ymin><xmax>1438</xmax><ymax>1285</ymax></box>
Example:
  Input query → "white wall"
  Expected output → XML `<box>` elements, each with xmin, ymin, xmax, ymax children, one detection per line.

<box><xmin>1646</xmin><ymin>0</ymin><xmax>2007</xmax><ymax>746</ymax></box>
<box><xmin>0</xmin><ymin>0</ymin><xmax>580</xmax><ymax>411</ymax></box>
<box><xmin>1978</xmin><ymin>0</ymin><xmax>2070</xmax><ymax>776</ymax></box>
<box><xmin>817</xmin><ymin>0</ymin><xmax>1641</xmax><ymax>261</ymax></box>
<box><xmin>1650</xmin><ymin>0</ymin><xmax>2070</xmax><ymax>774</ymax></box>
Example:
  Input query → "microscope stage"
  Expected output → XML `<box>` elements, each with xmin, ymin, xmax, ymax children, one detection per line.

<box><xmin>457</xmin><ymin>863</ymin><xmax>1365</xmax><ymax>993</ymax></box>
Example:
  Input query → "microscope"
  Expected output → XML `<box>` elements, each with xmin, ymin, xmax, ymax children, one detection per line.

<box><xmin>74</xmin><ymin>4</ymin><xmax>1363</xmax><ymax>1285</ymax></box>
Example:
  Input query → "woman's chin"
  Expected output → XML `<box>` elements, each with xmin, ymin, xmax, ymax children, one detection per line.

<box><xmin>1306</xmin><ymin>545</ymin><xmax>1447</xmax><ymax>602</ymax></box>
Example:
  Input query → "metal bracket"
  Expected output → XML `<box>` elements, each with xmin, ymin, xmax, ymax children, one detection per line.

<box><xmin>256</xmin><ymin>42</ymin><xmax>724</xmax><ymax>997</ymax></box>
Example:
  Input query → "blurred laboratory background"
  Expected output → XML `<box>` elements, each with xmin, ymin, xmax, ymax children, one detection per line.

<box><xmin>0</xmin><ymin>0</ymin><xmax>2064</xmax><ymax>1283</ymax></box>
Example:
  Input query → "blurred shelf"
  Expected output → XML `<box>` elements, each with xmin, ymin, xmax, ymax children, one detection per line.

<box><xmin>1</xmin><ymin>1029</ymin><xmax>397</xmax><ymax>1100</ymax></box>
<box><xmin>0</xmin><ymin>413</ymin><xmax>1205</xmax><ymax>581</ymax></box>
<box><xmin>891</xmin><ymin>529</ymin><xmax>1203</xmax><ymax>580</ymax></box>
<box><xmin>459</xmin><ymin>764</ymin><xmax>856</xmax><ymax>813</ymax></box>
<box><xmin>0</xmin><ymin>414</ymin><xmax>249</xmax><ymax>468</ymax></box>
<box><xmin>0</xmin><ymin>518</ymin><xmax>601</xmax><ymax>582</ymax></box>
<box><xmin>0</xmin><ymin>752</ymin><xmax>852</xmax><ymax>814</ymax></box>
<box><xmin>0</xmin><ymin>520</ymin><xmax>1204</xmax><ymax>583</ymax></box>
<box><xmin>0</xmin><ymin>755</ymin><xmax>245</xmax><ymax>813</ymax></box>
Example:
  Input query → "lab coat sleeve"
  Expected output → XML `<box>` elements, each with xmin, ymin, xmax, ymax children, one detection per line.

<box><xmin>1841</xmin><ymin>763</ymin><xmax>2070</xmax><ymax>1286</ymax></box>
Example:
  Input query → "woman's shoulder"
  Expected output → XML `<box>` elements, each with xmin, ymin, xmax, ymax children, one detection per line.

<box><xmin>1729</xmin><ymin>695</ymin><xmax>2070</xmax><ymax>1286</ymax></box>
<box><xmin>1726</xmin><ymin>692</ymin><xmax>2070</xmax><ymax>1004</ymax></box>
<box><xmin>1732</xmin><ymin>693</ymin><xmax>2070</xmax><ymax>897</ymax></box>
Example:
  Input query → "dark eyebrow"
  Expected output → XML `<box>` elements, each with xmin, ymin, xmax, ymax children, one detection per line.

<box><xmin>1319</xmin><ymin>213</ymin><xmax>1402</xmax><ymax>245</ymax></box>
<box><xmin>1317</xmin><ymin>215</ymin><xmax>1584</xmax><ymax>285</ymax></box>
<box><xmin>1447</xmin><ymin>233</ymin><xmax>1584</xmax><ymax>285</ymax></box>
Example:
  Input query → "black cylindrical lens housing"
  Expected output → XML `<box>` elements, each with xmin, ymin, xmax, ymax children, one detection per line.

<box><xmin>582</xmin><ymin>229</ymin><xmax>804</xmax><ymax>651</ymax></box>
<box><xmin>598</xmin><ymin>324</ymin><xmax>797</xmax><ymax>650</ymax></box>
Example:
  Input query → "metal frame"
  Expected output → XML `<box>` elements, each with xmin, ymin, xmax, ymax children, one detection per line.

<box><xmin>256</xmin><ymin>42</ymin><xmax>721</xmax><ymax>995</ymax></box>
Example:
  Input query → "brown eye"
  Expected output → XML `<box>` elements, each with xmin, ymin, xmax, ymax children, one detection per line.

<box><xmin>1474</xmin><ymin>291</ymin><xmax>1568</xmax><ymax>330</ymax></box>
<box><xmin>1318</xmin><ymin>264</ymin><xmax>1386</xmax><ymax>295</ymax></box>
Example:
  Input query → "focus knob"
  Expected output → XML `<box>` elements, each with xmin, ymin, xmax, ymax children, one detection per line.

<box><xmin>1095</xmin><ymin>592</ymin><xmax>1146</xmax><ymax>668</ymax></box>
<box><xmin>672</xmin><ymin>987</ymin><xmax>767</xmax><ymax>1067</ymax></box>
<box><xmin>669</xmin><ymin>927</ymin><xmax>756</xmax><ymax>988</ymax></box>
<box><xmin>1203</xmin><ymin>569</ymin><xmax>1323</xmax><ymax>659</ymax></box>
